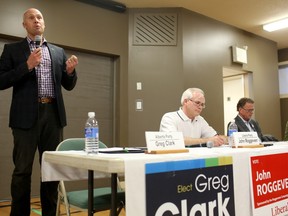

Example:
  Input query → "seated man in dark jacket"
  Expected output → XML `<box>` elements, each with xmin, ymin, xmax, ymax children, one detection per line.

<box><xmin>228</xmin><ymin>97</ymin><xmax>277</xmax><ymax>142</ymax></box>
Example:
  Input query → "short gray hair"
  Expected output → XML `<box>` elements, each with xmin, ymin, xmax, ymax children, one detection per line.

<box><xmin>180</xmin><ymin>88</ymin><xmax>204</xmax><ymax>105</ymax></box>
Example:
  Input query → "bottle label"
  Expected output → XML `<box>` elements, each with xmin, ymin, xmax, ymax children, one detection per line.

<box><xmin>85</xmin><ymin>127</ymin><xmax>99</xmax><ymax>138</ymax></box>
<box><xmin>228</xmin><ymin>129</ymin><xmax>237</xmax><ymax>136</ymax></box>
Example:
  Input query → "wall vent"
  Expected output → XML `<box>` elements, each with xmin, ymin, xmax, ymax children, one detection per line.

<box><xmin>133</xmin><ymin>13</ymin><xmax>177</xmax><ymax>46</ymax></box>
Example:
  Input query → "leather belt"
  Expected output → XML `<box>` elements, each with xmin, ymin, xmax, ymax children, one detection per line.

<box><xmin>38</xmin><ymin>97</ymin><xmax>55</xmax><ymax>104</ymax></box>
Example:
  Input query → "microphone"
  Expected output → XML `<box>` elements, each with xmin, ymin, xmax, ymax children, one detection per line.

<box><xmin>35</xmin><ymin>35</ymin><xmax>41</xmax><ymax>48</ymax></box>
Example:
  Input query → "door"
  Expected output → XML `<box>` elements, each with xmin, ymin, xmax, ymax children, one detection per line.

<box><xmin>223</xmin><ymin>67</ymin><xmax>253</xmax><ymax>135</ymax></box>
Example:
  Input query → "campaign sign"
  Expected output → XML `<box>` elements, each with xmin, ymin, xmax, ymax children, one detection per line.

<box><xmin>146</xmin><ymin>157</ymin><xmax>235</xmax><ymax>216</ymax></box>
<box><xmin>250</xmin><ymin>153</ymin><xmax>288</xmax><ymax>216</ymax></box>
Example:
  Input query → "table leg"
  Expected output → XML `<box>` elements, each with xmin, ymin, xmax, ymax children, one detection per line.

<box><xmin>110</xmin><ymin>173</ymin><xmax>118</xmax><ymax>216</ymax></box>
<box><xmin>88</xmin><ymin>170</ymin><xmax>94</xmax><ymax>216</ymax></box>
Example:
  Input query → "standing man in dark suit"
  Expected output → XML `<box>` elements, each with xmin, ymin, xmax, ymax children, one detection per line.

<box><xmin>0</xmin><ymin>8</ymin><xmax>78</xmax><ymax>216</ymax></box>
<box><xmin>232</xmin><ymin>98</ymin><xmax>264</xmax><ymax>141</ymax></box>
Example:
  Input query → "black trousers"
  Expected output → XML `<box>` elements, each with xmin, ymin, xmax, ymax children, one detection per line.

<box><xmin>10</xmin><ymin>103</ymin><xmax>63</xmax><ymax>216</ymax></box>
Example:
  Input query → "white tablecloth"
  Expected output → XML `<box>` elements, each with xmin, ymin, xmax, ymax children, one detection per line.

<box><xmin>42</xmin><ymin>143</ymin><xmax>288</xmax><ymax>216</ymax></box>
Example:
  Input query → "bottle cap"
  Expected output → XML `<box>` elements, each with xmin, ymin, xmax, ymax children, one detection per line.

<box><xmin>88</xmin><ymin>112</ymin><xmax>95</xmax><ymax>118</ymax></box>
<box><xmin>207</xmin><ymin>141</ymin><xmax>214</xmax><ymax>148</ymax></box>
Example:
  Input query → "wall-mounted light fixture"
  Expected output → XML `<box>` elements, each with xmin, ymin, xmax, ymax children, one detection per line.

<box><xmin>232</xmin><ymin>46</ymin><xmax>248</xmax><ymax>64</ymax></box>
<box><xmin>263</xmin><ymin>18</ymin><xmax>288</xmax><ymax>32</ymax></box>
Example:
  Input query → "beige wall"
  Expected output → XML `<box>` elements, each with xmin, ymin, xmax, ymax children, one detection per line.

<box><xmin>278</xmin><ymin>48</ymin><xmax>288</xmax><ymax>137</ymax></box>
<box><xmin>181</xmin><ymin>9</ymin><xmax>280</xmax><ymax>138</ymax></box>
<box><xmin>128</xmin><ymin>8</ymin><xmax>281</xmax><ymax>146</ymax></box>
<box><xmin>127</xmin><ymin>8</ymin><xmax>185</xmax><ymax>145</ymax></box>
<box><xmin>278</xmin><ymin>48</ymin><xmax>288</xmax><ymax>62</ymax></box>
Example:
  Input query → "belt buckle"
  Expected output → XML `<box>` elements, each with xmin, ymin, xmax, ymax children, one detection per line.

<box><xmin>39</xmin><ymin>97</ymin><xmax>52</xmax><ymax>104</ymax></box>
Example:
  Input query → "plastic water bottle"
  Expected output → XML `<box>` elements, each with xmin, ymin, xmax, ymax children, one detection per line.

<box><xmin>85</xmin><ymin>112</ymin><xmax>99</xmax><ymax>153</ymax></box>
<box><xmin>228</xmin><ymin>120</ymin><xmax>238</xmax><ymax>146</ymax></box>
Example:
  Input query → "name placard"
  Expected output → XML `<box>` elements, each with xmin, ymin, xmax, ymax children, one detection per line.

<box><xmin>145</xmin><ymin>131</ymin><xmax>185</xmax><ymax>153</ymax></box>
<box><xmin>233</xmin><ymin>132</ymin><xmax>261</xmax><ymax>147</ymax></box>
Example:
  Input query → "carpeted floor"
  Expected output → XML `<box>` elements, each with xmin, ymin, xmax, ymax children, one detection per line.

<box><xmin>0</xmin><ymin>197</ymin><xmax>125</xmax><ymax>216</ymax></box>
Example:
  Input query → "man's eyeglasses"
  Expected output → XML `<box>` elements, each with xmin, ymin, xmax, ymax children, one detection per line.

<box><xmin>241</xmin><ymin>107</ymin><xmax>254</xmax><ymax>113</ymax></box>
<box><xmin>189</xmin><ymin>99</ymin><xmax>206</xmax><ymax>108</ymax></box>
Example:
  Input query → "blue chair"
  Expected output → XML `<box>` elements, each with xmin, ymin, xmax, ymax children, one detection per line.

<box><xmin>55</xmin><ymin>138</ymin><xmax>125</xmax><ymax>216</ymax></box>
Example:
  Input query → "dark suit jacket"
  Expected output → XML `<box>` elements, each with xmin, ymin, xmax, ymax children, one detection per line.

<box><xmin>228</xmin><ymin>115</ymin><xmax>264</xmax><ymax>141</ymax></box>
<box><xmin>0</xmin><ymin>39</ymin><xmax>77</xmax><ymax>129</ymax></box>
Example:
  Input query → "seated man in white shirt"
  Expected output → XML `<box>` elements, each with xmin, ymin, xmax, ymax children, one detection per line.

<box><xmin>159</xmin><ymin>87</ymin><xmax>227</xmax><ymax>147</ymax></box>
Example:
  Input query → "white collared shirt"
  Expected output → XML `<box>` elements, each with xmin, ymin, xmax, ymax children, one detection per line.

<box><xmin>159</xmin><ymin>108</ymin><xmax>217</xmax><ymax>138</ymax></box>
<box><xmin>238</xmin><ymin>115</ymin><xmax>254</xmax><ymax>132</ymax></box>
